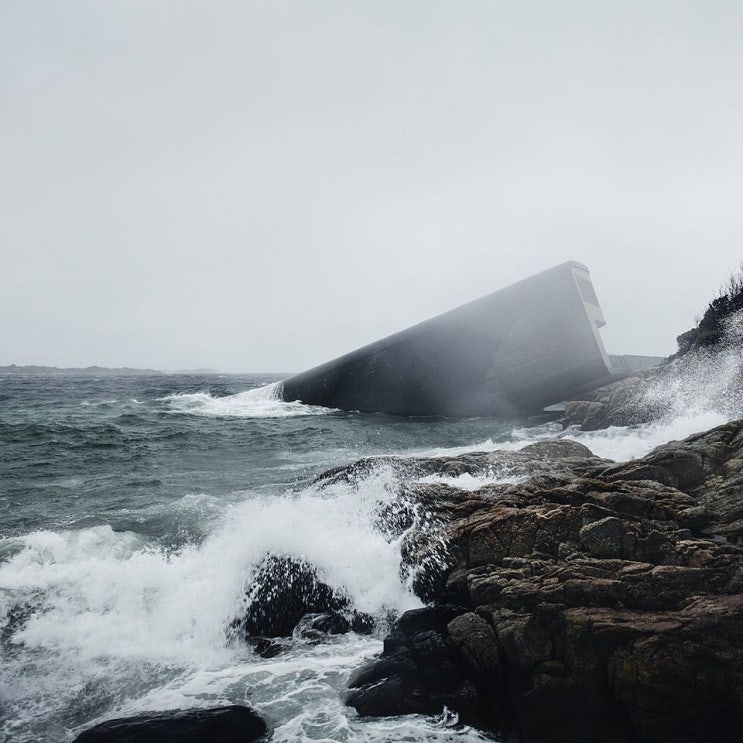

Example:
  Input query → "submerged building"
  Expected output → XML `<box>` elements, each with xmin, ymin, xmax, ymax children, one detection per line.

<box><xmin>281</xmin><ymin>261</ymin><xmax>661</xmax><ymax>417</ymax></box>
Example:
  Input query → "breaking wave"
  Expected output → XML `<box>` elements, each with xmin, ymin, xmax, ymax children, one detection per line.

<box><xmin>162</xmin><ymin>383</ymin><xmax>333</xmax><ymax>418</ymax></box>
<box><xmin>0</xmin><ymin>463</ymin><xmax>428</xmax><ymax>741</ymax></box>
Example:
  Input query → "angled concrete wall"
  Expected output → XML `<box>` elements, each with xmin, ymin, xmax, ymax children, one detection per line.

<box><xmin>281</xmin><ymin>261</ymin><xmax>615</xmax><ymax>417</ymax></box>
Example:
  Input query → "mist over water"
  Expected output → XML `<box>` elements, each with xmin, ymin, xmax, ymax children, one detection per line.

<box><xmin>1</xmin><ymin>329</ymin><xmax>742</xmax><ymax>741</ymax></box>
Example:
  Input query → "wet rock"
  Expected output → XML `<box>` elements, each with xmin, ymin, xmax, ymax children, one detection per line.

<box><xmin>293</xmin><ymin>610</ymin><xmax>375</xmax><ymax>642</ymax></box>
<box><xmin>300</xmin><ymin>611</ymin><xmax>351</xmax><ymax>636</ymax></box>
<box><xmin>346</xmin><ymin>605</ymin><xmax>482</xmax><ymax>723</ymax></box>
<box><xmin>562</xmin><ymin>366</ymin><xmax>665</xmax><ymax>430</ymax></box>
<box><xmin>346</xmin><ymin>420</ymin><xmax>743</xmax><ymax>743</ymax></box>
<box><xmin>73</xmin><ymin>705</ymin><xmax>268</xmax><ymax>742</ymax></box>
<box><xmin>248</xmin><ymin>636</ymin><xmax>286</xmax><ymax>658</ymax></box>
<box><xmin>518</xmin><ymin>439</ymin><xmax>595</xmax><ymax>459</ymax></box>
<box><xmin>579</xmin><ymin>517</ymin><xmax>625</xmax><ymax>558</ymax></box>
<box><xmin>446</xmin><ymin>612</ymin><xmax>503</xmax><ymax>684</ymax></box>
<box><xmin>237</xmin><ymin>555</ymin><xmax>349</xmax><ymax>638</ymax></box>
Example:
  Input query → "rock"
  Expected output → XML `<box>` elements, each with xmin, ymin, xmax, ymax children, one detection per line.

<box><xmin>519</xmin><ymin>439</ymin><xmax>596</xmax><ymax>459</ymax></box>
<box><xmin>236</xmin><ymin>555</ymin><xmax>349</xmax><ymax>638</ymax></box>
<box><xmin>248</xmin><ymin>637</ymin><xmax>286</xmax><ymax>658</ymax></box>
<box><xmin>561</xmin><ymin>366</ymin><xmax>666</xmax><ymax>431</ymax></box>
<box><xmin>563</xmin><ymin>400</ymin><xmax>610</xmax><ymax>431</ymax></box>
<box><xmin>346</xmin><ymin>420</ymin><xmax>743</xmax><ymax>742</ymax></box>
<box><xmin>446</xmin><ymin>612</ymin><xmax>503</xmax><ymax>684</ymax></box>
<box><xmin>294</xmin><ymin>610</ymin><xmax>376</xmax><ymax>642</ymax></box>
<box><xmin>299</xmin><ymin>611</ymin><xmax>351</xmax><ymax>636</ymax></box>
<box><xmin>73</xmin><ymin>705</ymin><xmax>268</xmax><ymax>742</ymax></box>
<box><xmin>346</xmin><ymin>605</ymin><xmax>482</xmax><ymax>723</ymax></box>
<box><xmin>579</xmin><ymin>517</ymin><xmax>625</xmax><ymax>558</ymax></box>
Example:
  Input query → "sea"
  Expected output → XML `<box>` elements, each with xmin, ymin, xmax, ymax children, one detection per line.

<box><xmin>0</xmin><ymin>362</ymin><xmax>739</xmax><ymax>742</ymax></box>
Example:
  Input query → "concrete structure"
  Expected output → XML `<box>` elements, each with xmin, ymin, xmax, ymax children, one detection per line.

<box><xmin>281</xmin><ymin>262</ymin><xmax>655</xmax><ymax>417</ymax></box>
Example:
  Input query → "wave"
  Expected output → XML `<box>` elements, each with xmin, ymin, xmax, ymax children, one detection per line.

<box><xmin>161</xmin><ymin>383</ymin><xmax>334</xmax><ymax>419</ymax></box>
<box><xmin>0</xmin><ymin>463</ymin><xmax>425</xmax><ymax>740</ymax></box>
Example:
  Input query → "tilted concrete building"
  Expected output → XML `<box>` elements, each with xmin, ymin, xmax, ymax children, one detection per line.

<box><xmin>281</xmin><ymin>261</ymin><xmax>661</xmax><ymax>417</ymax></box>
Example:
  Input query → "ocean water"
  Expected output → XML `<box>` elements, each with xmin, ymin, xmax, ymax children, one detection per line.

<box><xmin>0</xmin><ymin>360</ymin><xmax>739</xmax><ymax>742</ymax></box>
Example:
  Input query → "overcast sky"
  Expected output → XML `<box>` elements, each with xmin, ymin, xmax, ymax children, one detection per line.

<box><xmin>2</xmin><ymin>1</ymin><xmax>742</xmax><ymax>372</ymax></box>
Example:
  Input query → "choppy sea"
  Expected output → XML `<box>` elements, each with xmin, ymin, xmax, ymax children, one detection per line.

<box><xmin>0</xmin><ymin>364</ymin><xmax>738</xmax><ymax>742</ymax></box>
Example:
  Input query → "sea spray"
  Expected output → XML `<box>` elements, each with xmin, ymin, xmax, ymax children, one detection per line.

<box><xmin>555</xmin><ymin>309</ymin><xmax>743</xmax><ymax>461</ymax></box>
<box><xmin>0</xmin><ymin>462</ymin><xmax>428</xmax><ymax>741</ymax></box>
<box><xmin>162</xmin><ymin>383</ymin><xmax>333</xmax><ymax>418</ymax></box>
<box><xmin>642</xmin><ymin>308</ymin><xmax>743</xmax><ymax>420</ymax></box>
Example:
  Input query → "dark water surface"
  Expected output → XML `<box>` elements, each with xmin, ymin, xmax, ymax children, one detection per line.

<box><xmin>0</xmin><ymin>373</ymin><xmax>521</xmax><ymax>538</ymax></box>
<box><xmin>0</xmin><ymin>373</ymin><xmax>529</xmax><ymax>743</ymax></box>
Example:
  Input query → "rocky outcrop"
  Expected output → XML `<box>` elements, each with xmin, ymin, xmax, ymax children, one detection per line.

<box><xmin>563</xmin><ymin>307</ymin><xmax>742</xmax><ymax>431</ymax></box>
<box><xmin>73</xmin><ymin>705</ymin><xmax>268</xmax><ymax>742</ymax></box>
<box><xmin>346</xmin><ymin>422</ymin><xmax>743</xmax><ymax>742</ymax></box>
<box><xmin>561</xmin><ymin>366</ymin><xmax>665</xmax><ymax>430</ymax></box>
<box><xmin>236</xmin><ymin>555</ymin><xmax>350</xmax><ymax>638</ymax></box>
<box><xmin>231</xmin><ymin>555</ymin><xmax>374</xmax><ymax>657</ymax></box>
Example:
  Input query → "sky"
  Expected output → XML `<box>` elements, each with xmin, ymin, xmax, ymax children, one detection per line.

<box><xmin>2</xmin><ymin>1</ymin><xmax>742</xmax><ymax>373</ymax></box>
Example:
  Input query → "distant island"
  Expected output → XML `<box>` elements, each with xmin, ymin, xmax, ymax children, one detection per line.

<box><xmin>0</xmin><ymin>365</ymin><xmax>164</xmax><ymax>376</ymax></box>
<box><xmin>0</xmin><ymin>365</ymin><xmax>239</xmax><ymax>376</ymax></box>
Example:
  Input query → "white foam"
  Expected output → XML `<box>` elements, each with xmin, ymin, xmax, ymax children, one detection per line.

<box><xmin>571</xmin><ymin>313</ymin><xmax>743</xmax><ymax>462</ymax></box>
<box><xmin>411</xmin><ymin>423</ymin><xmax>562</xmax><ymax>460</ymax></box>
<box><xmin>565</xmin><ymin>411</ymin><xmax>730</xmax><ymax>462</ymax></box>
<box><xmin>417</xmin><ymin>471</ymin><xmax>525</xmax><ymax>491</ymax></box>
<box><xmin>0</xmin><ymin>470</ymin><xmax>418</xmax><ymax>662</ymax></box>
<box><xmin>642</xmin><ymin>312</ymin><xmax>743</xmax><ymax>422</ymax></box>
<box><xmin>0</xmin><ymin>464</ymin><xmax>423</xmax><ymax>740</ymax></box>
<box><xmin>162</xmin><ymin>383</ymin><xmax>333</xmax><ymax>418</ymax></box>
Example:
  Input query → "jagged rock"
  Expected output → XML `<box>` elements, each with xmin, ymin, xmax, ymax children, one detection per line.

<box><xmin>578</xmin><ymin>517</ymin><xmax>625</xmax><ymax>558</ymax></box>
<box><xmin>346</xmin><ymin>420</ymin><xmax>743</xmax><ymax>743</ymax></box>
<box><xmin>294</xmin><ymin>610</ymin><xmax>375</xmax><ymax>641</ymax></box>
<box><xmin>248</xmin><ymin>637</ymin><xmax>286</xmax><ymax>658</ymax></box>
<box><xmin>346</xmin><ymin>605</ymin><xmax>482</xmax><ymax>723</ymax></box>
<box><xmin>231</xmin><ymin>555</ymin><xmax>378</xmax><ymax>655</ymax></box>
<box><xmin>237</xmin><ymin>555</ymin><xmax>349</xmax><ymax>638</ymax></box>
<box><xmin>73</xmin><ymin>705</ymin><xmax>268</xmax><ymax>742</ymax></box>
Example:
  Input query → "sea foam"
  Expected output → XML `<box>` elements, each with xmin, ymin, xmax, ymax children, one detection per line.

<box><xmin>162</xmin><ymin>382</ymin><xmax>334</xmax><ymax>418</ymax></box>
<box><xmin>0</xmin><ymin>462</ymin><xmax>423</xmax><ymax>741</ymax></box>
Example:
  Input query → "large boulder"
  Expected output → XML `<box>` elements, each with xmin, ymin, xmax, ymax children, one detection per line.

<box><xmin>236</xmin><ymin>555</ymin><xmax>350</xmax><ymax>638</ymax></box>
<box><xmin>73</xmin><ymin>705</ymin><xmax>267</xmax><ymax>742</ymax></box>
<box><xmin>232</xmin><ymin>555</ymin><xmax>374</xmax><ymax>651</ymax></box>
<box><xmin>346</xmin><ymin>606</ymin><xmax>484</xmax><ymax>723</ymax></box>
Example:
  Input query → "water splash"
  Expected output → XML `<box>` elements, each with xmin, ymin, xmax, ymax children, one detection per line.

<box><xmin>642</xmin><ymin>309</ymin><xmax>743</xmax><ymax>421</ymax></box>
<box><xmin>161</xmin><ymin>383</ymin><xmax>333</xmax><ymax>418</ymax></box>
<box><xmin>0</xmin><ymin>463</ymin><xmax>426</xmax><ymax>741</ymax></box>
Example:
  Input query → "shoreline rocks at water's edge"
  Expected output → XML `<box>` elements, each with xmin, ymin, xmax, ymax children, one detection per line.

<box><xmin>563</xmin><ymin>304</ymin><xmax>743</xmax><ymax>432</ymax></box>
<box><xmin>344</xmin><ymin>423</ymin><xmax>743</xmax><ymax>742</ymax></box>
<box><xmin>561</xmin><ymin>365</ymin><xmax>664</xmax><ymax>430</ymax></box>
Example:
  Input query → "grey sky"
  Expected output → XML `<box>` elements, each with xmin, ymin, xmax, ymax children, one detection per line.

<box><xmin>2</xmin><ymin>1</ymin><xmax>742</xmax><ymax>372</ymax></box>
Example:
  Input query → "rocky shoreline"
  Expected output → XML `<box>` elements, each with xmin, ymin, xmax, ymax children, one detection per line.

<box><xmin>71</xmin><ymin>419</ymin><xmax>743</xmax><ymax>741</ymax></box>
<box><xmin>343</xmin><ymin>422</ymin><xmax>743</xmax><ymax>742</ymax></box>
